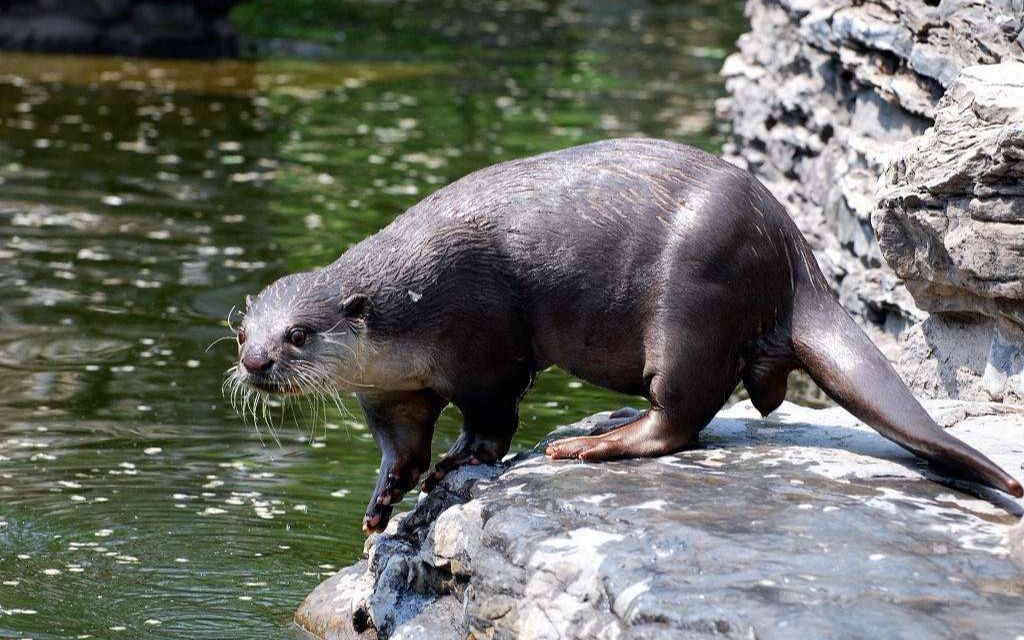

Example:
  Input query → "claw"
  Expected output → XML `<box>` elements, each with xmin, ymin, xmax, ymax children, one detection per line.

<box><xmin>364</xmin><ymin>461</ymin><xmax>424</xmax><ymax>533</ymax></box>
<box><xmin>422</xmin><ymin>469</ymin><xmax>446</xmax><ymax>493</ymax></box>
<box><xmin>362</xmin><ymin>512</ymin><xmax>382</xmax><ymax>534</ymax></box>
<box><xmin>362</xmin><ymin>498</ymin><xmax>394</xmax><ymax>534</ymax></box>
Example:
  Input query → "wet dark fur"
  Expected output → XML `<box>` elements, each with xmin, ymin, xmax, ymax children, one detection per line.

<box><xmin>237</xmin><ymin>138</ymin><xmax>1022</xmax><ymax>532</ymax></box>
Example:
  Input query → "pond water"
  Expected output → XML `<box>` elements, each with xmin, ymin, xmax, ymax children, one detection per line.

<box><xmin>0</xmin><ymin>2</ymin><xmax>826</xmax><ymax>638</ymax></box>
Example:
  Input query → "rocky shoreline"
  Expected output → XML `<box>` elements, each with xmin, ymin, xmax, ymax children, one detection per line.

<box><xmin>295</xmin><ymin>401</ymin><xmax>1024</xmax><ymax>640</ymax></box>
<box><xmin>719</xmin><ymin>0</ymin><xmax>1024</xmax><ymax>402</ymax></box>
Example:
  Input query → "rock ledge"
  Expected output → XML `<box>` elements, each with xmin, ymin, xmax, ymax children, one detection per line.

<box><xmin>296</xmin><ymin>401</ymin><xmax>1024</xmax><ymax>640</ymax></box>
<box><xmin>719</xmin><ymin>0</ymin><xmax>1024</xmax><ymax>376</ymax></box>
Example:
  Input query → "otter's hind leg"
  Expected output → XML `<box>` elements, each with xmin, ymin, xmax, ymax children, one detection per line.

<box><xmin>358</xmin><ymin>389</ymin><xmax>446</xmax><ymax>533</ymax></box>
<box><xmin>547</xmin><ymin>335</ymin><xmax>737</xmax><ymax>461</ymax></box>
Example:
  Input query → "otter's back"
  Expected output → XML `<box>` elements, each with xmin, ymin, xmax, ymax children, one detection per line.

<box><xmin>397</xmin><ymin>139</ymin><xmax>793</xmax><ymax>388</ymax></box>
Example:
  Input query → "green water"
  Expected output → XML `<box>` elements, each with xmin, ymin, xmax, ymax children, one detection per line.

<box><xmin>0</xmin><ymin>2</ymin><xmax>824</xmax><ymax>638</ymax></box>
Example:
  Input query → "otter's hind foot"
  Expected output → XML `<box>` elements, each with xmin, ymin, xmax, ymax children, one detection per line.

<box><xmin>546</xmin><ymin>410</ymin><xmax>695</xmax><ymax>461</ymax></box>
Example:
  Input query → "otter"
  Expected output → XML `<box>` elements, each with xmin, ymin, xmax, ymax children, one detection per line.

<box><xmin>230</xmin><ymin>138</ymin><xmax>1022</xmax><ymax>533</ymax></box>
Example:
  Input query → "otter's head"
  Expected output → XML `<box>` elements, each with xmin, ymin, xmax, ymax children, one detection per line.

<box><xmin>231</xmin><ymin>272</ymin><xmax>370</xmax><ymax>397</ymax></box>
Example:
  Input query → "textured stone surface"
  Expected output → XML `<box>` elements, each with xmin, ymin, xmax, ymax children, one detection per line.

<box><xmin>876</xmin><ymin>63</ymin><xmax>1024</xmax><ymax>322</ymax></box>
<box><xmin>0</xmin><ymin>0</ymin><xmax>240</xmax><ymax>57</ymax></box>
<box><xmin>296</xmin><ymin>403</ymin><xmax>1024</xmax><ymax>640</ymax></box>
<box><xmin>1012</xmin><ymin>522</ymin><xmax>1024</xmax><ymax>570</ymax></box>
<box><xmin>875</xmin><ymin>62</ymin><xmax>1024</xmax><ymax>403</ymax></box>
<box><xmin>896</xmin><ymin>317</ymin><xmax>1024</xmax><ymax>404</ymax></box>
<box><xmin>718</xmin><ymin>0</ymin><xmax>1024</xmax><ymax>360</ymax></box>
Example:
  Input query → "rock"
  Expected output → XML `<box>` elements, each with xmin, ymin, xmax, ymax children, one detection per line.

<box><xmin>1012</xmin><ymin>523</ymin><xmax>1024</xmax><ymax>570</ymax></box>
<box><xmin>0</xmin><ymin>15</ymin><xmax>100</xmax><ymax>53</ymax></box>
<box><xmin>131</xmin><ymin>3</ymin><xmax>202</xmax><ymax>31</ymax></box>
<box><xmin>93</xmin><ymin>1</ymin><xmax>133</xmax><ymax>22</ymax></box>
<box><xmin>296</xmin><ymin>563</ymin><xmax>376</xmax><ymax>640</ymax></box>
<box><xmin>875</xmin><ymin>62</ymin><xmax>1024</xmax><ymax>403</ymax></box>
<box><xmin>896</xmin><ymin>317</ymin><xmax>1024</xmax><ymax>403</ymax></box>
<box><xmin>719</xmin><ymin>0</ymin><xmax>1024</xmax><ymax>364</ymax></box>
<box><xmin>0</xmin><ymin>0</ymin><xmax>241</xmax><ymax>57</ymax></box>
<box><xmin>296</xmin><ymin>404</ymin><xmax>1024</xmax><ymax>640</ymax></box>
<box><xmin>296</xmin><ymin>465</ymin><xmax>503</xmax><ymax>640</ymax></box>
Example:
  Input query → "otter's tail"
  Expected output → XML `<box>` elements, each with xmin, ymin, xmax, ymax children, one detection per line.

<box><xmin>791</xmin><ymin>293</ymin><xmax>1023</xmax><ymax>498</ymax></box>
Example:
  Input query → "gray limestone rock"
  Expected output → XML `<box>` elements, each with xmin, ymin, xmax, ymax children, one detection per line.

<box><xmin>296</xmin><ymin>403</ymin><xmax>1024</xmax><ymax>640</ymax></box>
<box><xmin>718</xmin><ymin>0</ymin><xmax>1024</xmax><ymax>367</ymax></box>
<box><xmin>1012</xmin><ymin>522</ymin><xmax>1024</xmax><ymax>570</ymax></box>
<box><xmin>875</xmin><ymin>62</ymin><xmax>1024</xmax><ymax>403</ymax></box>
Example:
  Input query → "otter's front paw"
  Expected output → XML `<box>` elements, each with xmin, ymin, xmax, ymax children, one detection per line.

<box><xmin>362</xmin><ymin>464</ymin><xmax>422</xmax><ymax>534</ymax></box>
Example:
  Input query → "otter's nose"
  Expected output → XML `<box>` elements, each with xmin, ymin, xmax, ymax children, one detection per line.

<box><xmin>242</xmin><ymin>353</ymin><xmax>274</xmax><ymax>374</ymax></box>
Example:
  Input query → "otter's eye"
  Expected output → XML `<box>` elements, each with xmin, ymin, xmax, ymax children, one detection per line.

<box><xmin>237</xmin><ymin>329</ymin><xmax>247</xmax><ymax>346</ymax></box>
<box><xmin>287</xmin><ymin>328</ymin><xmax>308</xmax><ymax>348</ymax></box>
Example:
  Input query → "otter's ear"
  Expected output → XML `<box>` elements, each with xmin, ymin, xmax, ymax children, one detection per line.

<box><xmin>341</xmin><ymin>294</ymin><xmax>369</xmax><ymax>320</ymax></box>
<box><xmin>245</xmin><ymin>294</ymin><xmax>254</xmax><ymax>310</ymax></box>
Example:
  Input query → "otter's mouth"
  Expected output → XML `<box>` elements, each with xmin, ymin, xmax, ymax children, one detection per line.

<box><xmin>245</xmin><ymin>377</ymin><xmax>301</xmax><ymax>396</ymax></box>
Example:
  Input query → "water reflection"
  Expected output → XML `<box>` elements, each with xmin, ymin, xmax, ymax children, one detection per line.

<box><xmin>0</xmin><ymin>2</ymin><xmax>832</xmax><ymax>638</ymax></box>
